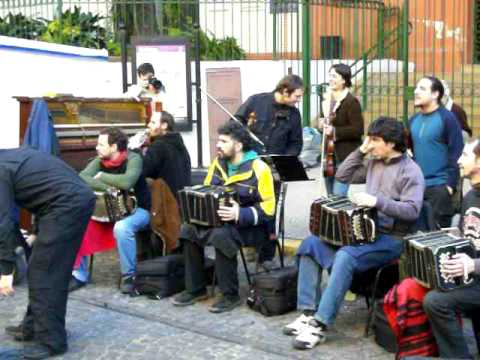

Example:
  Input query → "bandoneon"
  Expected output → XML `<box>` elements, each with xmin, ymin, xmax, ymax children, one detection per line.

<box><xmin>309</xmin><ymin>195</ymin><xmax>376</xmax><ymax>246</ymax></box>
<box><xmin>178</xmin><ymin>185</ymin><xmax>238</xmax><ymax>227</ymax></box>
<box><xmin>404</xmin><ymin>230</ymin><xmax>476</xmax><ymax>291</ymax></box>
<box><xmin>92</xmin><ymin>189</ymin><xmax>137</xmax><ymax>223</ymax></box>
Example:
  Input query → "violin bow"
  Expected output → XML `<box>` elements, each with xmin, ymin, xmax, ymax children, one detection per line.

<box><xmin>199</xmin><ymin>87</ymin><xmax>266</xmax><ymax>151</ymax></box>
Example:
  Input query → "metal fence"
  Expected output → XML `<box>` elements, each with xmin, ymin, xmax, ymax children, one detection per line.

<box><xmin>0</xmin><ymin>0</ymin><xmax>479</xmax><ymax>133</ymax></box>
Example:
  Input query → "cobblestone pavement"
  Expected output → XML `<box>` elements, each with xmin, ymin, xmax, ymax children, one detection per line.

<box><xmin>1</xmin><ymin>251</ymin><xmax>396</xmax><ymax>360</ymax></box>
<box><xmin>2</xmin><ymin>251</ymin><xmax>478</xmax><ymax>360</ymax></box>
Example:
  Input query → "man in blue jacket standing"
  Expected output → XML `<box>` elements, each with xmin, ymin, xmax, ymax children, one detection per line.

<box><xmin>409</xmin><ymin>76</ymin><xmax>464</xmax><ymax>228</ymax></box>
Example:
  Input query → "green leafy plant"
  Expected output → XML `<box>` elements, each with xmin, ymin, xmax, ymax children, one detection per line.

<box><xmin>40</xmin><ymin>6</ymin><xmax>108</xmax><ymax>49</ymax></box>
<box><xmin>0</xmin><ymin>13</ymin><xmax>46</xmax><ymax>39</ymax></box>
<box><xmin>0</xmin><ymin>4</ymin><xmax>244</xmax><ymax>59</ymax></box>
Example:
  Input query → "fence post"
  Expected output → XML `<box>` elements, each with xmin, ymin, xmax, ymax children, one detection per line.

<box><xmin>193</xmin><ymin>0</ymin><xmax>203</xmax><ymax>168</ymax></box>
<box><xmin>302</xmin><ymin>0</ymin><xmax>311</xmax><ymax>127</ymax></box>
<box><xmin>119</xmin><ymin>22</ymin><xmax>128</xmax><ymax>94</ymax></box>
<box><xmin>402</xmin><ymin>0</ymin><xmax>409</xmax><ymax>126</ymax></box>
<box><xmin>272</xmin><ymin>1</ymin><xmax>277</xmax><ymax>60</ymax></box>
<box><xmin>377</xmin><ymin>5</ymin><xmax>385</xmax><ymax>58</ymax></box>
<box><xmin>362</xmin><ymin>54</ymin><xmax>368</xmax><ymax>111</ymax></box>
<box><xmin>56</xmin><ymin>0</ymin><xmax>63</xmax><ymax>20</ymax></box>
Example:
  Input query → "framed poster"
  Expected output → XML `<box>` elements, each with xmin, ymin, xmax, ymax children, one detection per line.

<box><xmin>132</xmin><ymin>37</ymin><xmax>192</xmax><ymax>131</ymax></box>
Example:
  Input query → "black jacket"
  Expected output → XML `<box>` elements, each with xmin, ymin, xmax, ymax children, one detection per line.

<box><xmin>235</xmin><ymin>92</ymin><xmax>303</xmax><ymax>156</ymax></box>
<box><xmin>143</xmin><ymin>132</ymin><xmax>191</xmax><ymax>195</ymax></box>
<box><xmin>0</xmin><ymin>147</ymin><xmax>94</xmax><ymax>274</ymax></box>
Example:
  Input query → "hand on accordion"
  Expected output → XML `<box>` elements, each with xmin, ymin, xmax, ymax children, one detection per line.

<box><xmin>351</xmin><ymin>192</ymin><xmax>377</xmax><ymax>208</ymax></box>
<box><xmin>217</xmin><ymin>199</ymin><xmax>240</xmax><ymax>222</ymax></box>
<box><xmin>440</xmin><ymin>253</ymin><xmax>475</xmax><ymax>278</ymax></box>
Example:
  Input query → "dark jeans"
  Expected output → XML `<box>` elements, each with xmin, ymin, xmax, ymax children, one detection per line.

<box><xmin>423</xmin><ymin>282</ymin><xmax>480</xmax><ymax>359</ymax></box>
<box><xmin>183</xmin><ymin>236</ymin><xmax>239</xmax><ymax>298</ymax></box>
<box><xmin>425</xmin><ymin>184</ymin><xmax>454</xmax><ymax>228</ymax></box>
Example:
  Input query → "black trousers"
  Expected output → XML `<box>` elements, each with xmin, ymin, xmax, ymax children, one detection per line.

<box><xmin>423</xmin><ymin>282</ymin><xmax>480</xmax><ymax>359</ymax></box>
<box><xmin>183</xmin><ymin>232</ymin><xmax>239</xmax><ymax>298</ymax></box>
<box><xmin>425</xmin><ymin>184</ymin><xmax>454</xmax><ymax>228</ymax></box>
<box><xmin>22</xmin><ymin>194</ymin><xmax>94</xmax><ymax>352</ymax></box>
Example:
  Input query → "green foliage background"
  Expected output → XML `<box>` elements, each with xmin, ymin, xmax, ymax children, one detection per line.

<box><xmin>0</xmin><ymin>3</ymin><xmax>245</xmax><ymax>60</ymax></box>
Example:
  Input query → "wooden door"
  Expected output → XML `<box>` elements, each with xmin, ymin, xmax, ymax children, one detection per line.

<box><xmin>206</xmin><ymin>68</ymin><xmax>242</xmax><ymax>162</ymax></box>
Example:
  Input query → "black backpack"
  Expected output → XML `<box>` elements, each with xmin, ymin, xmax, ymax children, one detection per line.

<box><xmin>246</xmin><ymin>265</ymin><xmax>297</xmax><ymax>316</ymax></box>
<box><xmin>133</xmin><ymin>254</ymin><xmax>185</xmax><ymax>299</ymax></box>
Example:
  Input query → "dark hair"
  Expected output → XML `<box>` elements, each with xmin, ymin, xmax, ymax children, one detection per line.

<box><xmin>217</xmin><ymin>120</ymin><xmax>252</xmax><ymax>152</ymax></box>
<box><xmin>274</xmin><ymin>74</ymin><xmax>304</xmax><ymax>95</ymax></box>
<box><xmin>100</xmin><ymin>127</ymin><xmax>128</xmax><ymax>152</ymax></box>
<box><xmin>149</xmin><ymin>77</ymin><xmax>165</xmax><ymax>92</ymax></box>
<box><xmin>423</xmin><ymin>76</ymin><xmax>444</xmax><ymax>104</ymax></box>
<box><xmin>367</xmin><ymin>116</ymin><xmax>407</xmax><ymax>153</ymax></box>
<box><xmin>160</xmin><ymin>111</ymin><xmax>175</xmax><ymax>131</ymax></box>
<box><xmin>330</xmin><ymin>63</ymin><xmax>352</xmax><ymax>88</ymax></box>
<box><xmin>137</xmin><ymin>63</ymin><xmax>155</xmax><ymax>77</ymax></box>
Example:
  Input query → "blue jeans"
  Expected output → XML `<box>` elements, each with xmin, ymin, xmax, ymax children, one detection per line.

<box><xmin>297</xmin><ymin>255</ymin><xmax>323</xmax><ymax>311</ymax></box>
<box><xmin>325</xmin><ymin>176</ymin><xmax>349</xmax><ymax>196</ymax></box>
<box><xmin>296</xmin><ymin>235</ymin><xmax>403</xmax><ymax>326</ymax></box>
<box><xmin>73</xmin><ymin>207</ymin><xmax>150</xmax><ymax>281</ymax></box>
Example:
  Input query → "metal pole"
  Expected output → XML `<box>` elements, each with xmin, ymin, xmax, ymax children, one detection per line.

<box><xmin>194</xmin><ymin>1</ymin><xmax>203</xmax><ymax>168</ymax></box>
<box><xmin>119</xmin><ymin>22</ymin><xmax>128</xmax><ymax>94</ymax></box>
<box><xmin>378</xmin><ymin>5</ymin><xmax>385</xmax><ymax>58</ymax></box>
<box><xmin>272</xmin><ymin>1</ymin><xmax>277</xmax><ymax>60</ymax></box>
<box><xmin>56</xmin><ymin>0</ymin><xmax>63</xmax><ymax>20</ymax></box>
<box><xmin>302</xmin><ymin>0</ymin><xmax>311</xmax><ymax>127</ymax></box>
<box><xmin>402</xmin><ymin>0</ymin><xmax>409</xmax><ymax>126</ymax></box>
<box><xmin>362</xmin><ymin>54</ymin><xmax>368</xmax><ymax>110</ymax></box>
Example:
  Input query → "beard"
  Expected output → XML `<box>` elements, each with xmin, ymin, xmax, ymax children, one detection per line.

<box><xmin>217</xmin><ymin>149</ymin><xmax>233</xmax><ymax>161</ymax></box>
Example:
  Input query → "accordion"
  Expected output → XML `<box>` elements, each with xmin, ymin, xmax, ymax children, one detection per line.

<box><xmin>178</xmin><ymin>185</ymin><xmax>238</xmax><ymax>227</ymax></box>
<box><xmin>404</xmin><ymin>230</ymin><xmax>477</xmax><ymax>291</ymax></box>
<box><xmin>309</xmin><ymin>195</ymin><xmax>377</xmax><ymax>246</ymax></box>
<box><xmin>91</xmin><ymin>189</ymin><xmax>137</xmax><ymax>223</ymax></box>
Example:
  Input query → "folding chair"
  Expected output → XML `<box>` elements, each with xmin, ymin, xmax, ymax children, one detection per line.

<box><xmin>237</xmin><ymin>182</ymin><xmax>288</xmax><ymax>286</ymax></box>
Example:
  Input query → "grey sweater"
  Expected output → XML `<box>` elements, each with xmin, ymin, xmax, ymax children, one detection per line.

<box><xmin>336</xmin><ymin>149</ymin><xmax>425</xmax><ymax>235</ymax></box>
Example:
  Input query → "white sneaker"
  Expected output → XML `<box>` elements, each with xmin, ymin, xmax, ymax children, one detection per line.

<box><xmin>292</xmin><ymin>320</ymin><xmax>326</xmax><ymax>350</ymax></box>
<box><xmin>283</xmin><ymin>314</ymin><xmax>313</xmax><ymax>336</ymax></box>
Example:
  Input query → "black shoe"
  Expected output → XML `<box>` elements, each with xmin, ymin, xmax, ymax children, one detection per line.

<box><xmin>68</xmin><ymin>276</ymin><xmax>86</xmax><ymax>292</ymax></box>
<box><xmin>120</xmin><ymin>275</ymin><xmax>135</xmax><ymax>294</ymax></box>
<box><xmin>208</xmin><ymin>295</ymin><xmax>241</xmax><ymax>313</ymax></box>
<box><xmin>22</xmin><ymin>344</ymin><xmax>66</xmax><ymax>359</ymax></box>
<box><xmin>171</xmin><ymin>290</ymin><xmax>208</xmax><ymax>306</ymax></box>
<box><xmin>5</xmin><ymin>324</ymin><xmax>34</xmax><ymax>342</ymax></box>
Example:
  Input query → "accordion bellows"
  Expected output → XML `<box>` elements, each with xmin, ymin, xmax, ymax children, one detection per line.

<box><xmin>405</xmin><ymin>230</ymin><xmax>477</xmax><ymax>291</ymax></box>
<box><xmin>178</xmin><ymin>185</ymin><xmax>238</xmax><ymax>227</ymax></box>
<box><xmin>309</xmin><ymin>195</ymin><xmax>377</xmax><ymax>246</ymax></box>
<box><xmin>92</xmin><ymin>189</ymin><xmax>137</xmax><ymax>223</ymax></box>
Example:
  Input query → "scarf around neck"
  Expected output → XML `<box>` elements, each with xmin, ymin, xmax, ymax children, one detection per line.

<box><xmin>101</xmin><ymin>150</ymin><xmax>128</xmax><ymax>169</ymax></box>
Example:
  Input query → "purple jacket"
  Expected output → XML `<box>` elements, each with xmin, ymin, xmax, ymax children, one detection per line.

<box><xmin>336</xmin><ymin>149</ymin><xmax>425</xmax><ymax>235</ymax></box>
